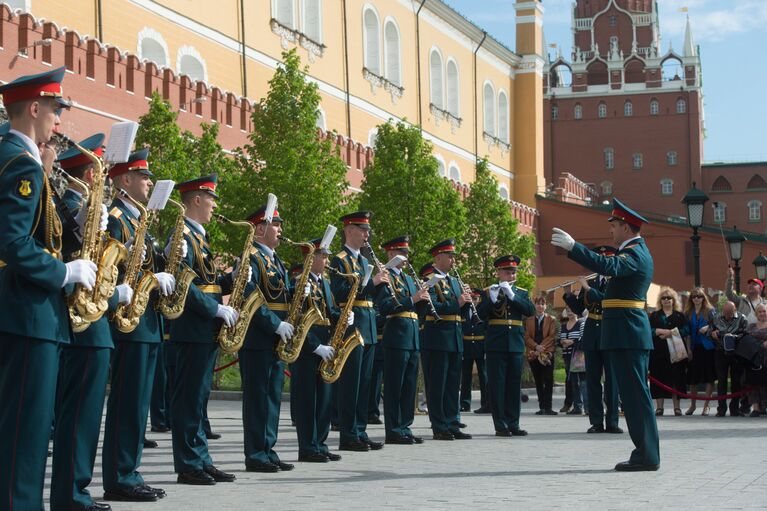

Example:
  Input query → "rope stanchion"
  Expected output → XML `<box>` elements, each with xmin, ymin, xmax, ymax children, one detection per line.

<box><xmin>214</xmin><ymin>358</ymin><xmax>239</xmax><ymax>373</ymax></box>
<box><xmin>648</xmin><ymin>375</ymin><xmax>755</xmax><ymax>401</ymax></box>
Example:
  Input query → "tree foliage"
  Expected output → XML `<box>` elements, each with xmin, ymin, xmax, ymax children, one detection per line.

<box><xmin>358</xmin><ymin>120</ymin><xmax>466</xmax><ymax>271</ymax></box>
<box><xmin>461</xmin><ymin>158</ymin><xmax>536</xmax><ymax>290</ymax></box>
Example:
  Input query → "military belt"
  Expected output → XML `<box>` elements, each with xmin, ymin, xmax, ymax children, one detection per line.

<box><xmin>464</xmin><ymin>335</ymin><xmax>484</xmax><ymax>341</ymax></box>
<box><xmin>387</xmin><ymin>312</ymin><xmax>418</xmax><ymax>320</ymax></box>
<box><xmin>587</xmin><ymin>313</ymin><xmax>603</xmax><ymax>321</ymax></box>
<box><xmin>196</xmin><ymin>284</ymin><xmax>222</xmax><ymax>294</ymax></box>
<box><xmin>488</xmin><ymin>319</ymin><xmax>523</xmax><ymax>327</ymax></box>
<box><xmin>266</xmin><ymin>302</ymin><xmax>290</xmax><ymax>311</ymax></box>
<box><xmin>426</xmin><ymin>314</ymin><xmax>461</xmax><ymax>322</ymax></box>
<box><xmin>376</xmin><ymin>334</ymin><xmax>383</xmax><ymax>341</ymax></box>
<box><xmin>601</xmin><ymin>299</ymin><xmax>646</xmax><ymax>309</ymax></box>
<box><xmin>163</xmin><ymin>334</ymin><xmax>170</xmax><ymax>341</ymax></box>
<box><xmin>340</xmin><ymin>300</ymin><xmax>374</xmax><ymax>308</ymax></box>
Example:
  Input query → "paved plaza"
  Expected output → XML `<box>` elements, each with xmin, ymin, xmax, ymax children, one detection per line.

<box><xmin>45</xmin><ymin>392</ymin><xmax>767</xmax><ymax>511</ymax></box>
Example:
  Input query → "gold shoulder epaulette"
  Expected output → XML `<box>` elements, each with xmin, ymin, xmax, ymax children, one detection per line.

<box><xmin>336</xmin><ymin>251</ymin><xmax>347</xmax><ymax>259</ymax></box>
<box><xmin>183</xmin><ymin>225</ymin><xmax>191</xmax><ymax>235</ymax></box>
<box><xmin>624</xmin><ymin>244</ymin><xmax>638</xmax><ymax>250</ymax></box>
<box><xmin>515</xmin><ymin>286</ymin><xmax>528</xmax><ymax>292</ymax></box>
<box><xmin>109</xmin><ymin>207</ymin><xmax>122</xmax><ymax>219</ymax></box>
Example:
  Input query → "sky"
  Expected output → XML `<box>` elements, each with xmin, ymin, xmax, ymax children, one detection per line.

<box><xmin>444</xmin><ymin>0</ymin><xmax>767</xmax><ymax>163</ymax></box>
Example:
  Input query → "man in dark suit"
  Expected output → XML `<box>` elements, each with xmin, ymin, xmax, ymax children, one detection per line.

<box><xmin>552</xmin><ymin>198</ymin><xmax>660</xmax><ymax>471</ymax></box>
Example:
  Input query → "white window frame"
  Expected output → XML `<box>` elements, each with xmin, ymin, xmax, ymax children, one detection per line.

<box><xmin>574</xmin><ymin>103</ymin><xmax>582</xmax><ymax>120</ymax></box>
<box><xmin>483</xmin><ymin>81</ymin><xmax>496</xmax><ymax>136</ymax></box>
<box><xmin>273</xmin><ymin>0</ymin><xmax>296</xmax><ymax>28</ymax></box>
<box><xmin>498</xmin><ymin>90</ymin><xmax>509</xmax><ymax>142</ymax></box>
<box><xmin>650</xmin><ymin>99</ymin><xmax>659</xmax><ymax>115</ymax></box>
<box><xmin>604</xmin><ymin>147</ymin><xmax>614</xmax><ymax>170</ymax></box>
<box><xmin>176</xmin><ymin>46</ymin><xmax>208</xmax><ymax>83</ymax></box>
<box><xmin>667</xmin><ymin>151</ymin><xmax>678</xmax><ymax>166</ymax></box>
<box><xmin>383</xmin><ymin>17</ymin><xmax>401</xmax><ymax>86</ymax></box>
<box><xmin>302</xmin><ymin>0</ymin><xmax>323</xmax><ymax>42</ymax></box>
<box><xmin>448</xmin><ymin>162</ymin><xmax>461</xmax><ymax>183</ymax></box>
<box><xmin>551</xmin><ymin>104</ymin><xmax>559</xmax><ymax>120</ymax></box>
<box><xmin>363</xmin><ymin>5</ymin><xmax>381</xmax><ymax>75</ymax></box>
<box><xmin>4</xmin><ymin>0</ymin><xmax>30</xmax><ymax>12</ymax></box>
<box><xmin>446</xmin><ymin>57</ymin><xmax>460</xmax><ymax>118</ymax></box>
<box><xmin>676</xmin><ymin>98</ymin><xmax>687</xmax><ymax>114</ymax></box>
<box><xmin>499</xmin><ymin>184</ymin><xmax>509</xmax><ymax>201</ymax></box>
<box><xmin>748</xmin><ymin>200</ymin><xmax>762</xmax><ymax>222</ymax></box>
<box><xmin>714</xmin><ymin>202</ymin><xmax>727</xmax><ymax>224</ymax></box>
<box><xmin>315</xmin><ymin>106</ymin><xmax>326</xmax><ymax>131</ymax></box>
<box><xmin>632</xmin><ymin>153</ymin><xmax>643</xmax><ymax>170</ymax></box>
<box><xmin>624</xmin><ymin>101</ymin><xmax>633</xmax><ymax>117</ymax></box>
<box><xmin>598</xmin><ymin>102</ymin><xmax>607</xmax><ymax>119</ymax></box>
<box><xmin>660</xmin><ymin>179</ymin><xmax>673</xmax><ymax>195</ymax></box>
<box><xmin>137</xmin><ymin>27</ymin><xmax>170</xmax><ymax>67</ymax></box>
<box><xmin>435</xmin><ymin>154</ymin><xmax>447</xmax><ymax>178</ymax></box>
<box><xmin>601</xmin><ymin>181</ymin><xmax>613</xmax><ymax>195</ymax></box>
<box><xmin>430</xmin><ymin>47</ymin><xmax>445</xmax><ymax>109</ymax></box>
<box><xmin>367</xmin><ymin>127</ymin><xmax>379</xmax><ymax>148</ymax></box>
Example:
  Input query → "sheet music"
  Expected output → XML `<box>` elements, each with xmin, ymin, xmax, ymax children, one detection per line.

<box><xmin>385</xmin><ymin>255</ymin><xmax>407</xmax><ymax>270</ymax></box>
<box><xmin>320</xmin><ymin>225</ymin><xmax>337</xmax><ymax>250</ymax></box>
<box><xmin>361</xmin><ymin>265</ymin><xmax>374</xmax><ymax>287</ymax></box>
<box><xmin>425</xmin><ymin>274</ymin><xmax>446</xmax><ymax>288</ymax></box>
<box><xmin>264</xmin><ymin>193</ymin><xmax>277</xmax><ymax>223</ymax></box>
<box><xmin>147</xmin><ymin>180</ymin><xmax>175</xmax><ymax>210</ymax></box>
<box><xmin>103</xmin><ymin>121</ymin><xmax>139</xmax><ymax>164</ymax></box>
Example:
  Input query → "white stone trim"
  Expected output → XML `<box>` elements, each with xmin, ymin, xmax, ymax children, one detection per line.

<box><xmin>513</xmin><ymin>2</ymin><xmax>544</xmax><ymax>14</ymax></box>
<box><xmin>137</xmin><ymin>27</ymin><xmax>169</xmax><ymax>67</ymax></box>
<box><xmin>515</xmin><ymin>15</ymin><xmax>543</xmax><ymax>27</ymax></box>
<box><xmin>362</xmin><ymin>3</ymin><xmax>381</xmax><ymax>75</ymax></box>
<box><xmin>315</xmin><ymin>106</ymin><xmax>326</xmax><ymax>131</ymax></box>
<box><xmin>382</xmin><ymin>16</ymin><xmax>402</xmax><ymax>87</ymax></box>
<box><xmin>434</xmin><ymin>153</ymin><xmax>447</xmax><ymax>178</ymax></box>
<box><xmin>367</xmin><ymin>127</ymin><xmax>378</xmax><ymax>148</ymax></box>
<box><xmin>176</xmin><ymin>45</ymin><xmax>208</xmax><ymax>83</ymax></box>
<box><xmin>301</xmin><ymin>0</ymin><xmax>323</xmax><ymax>44</ymax></box>
<box><xmin>516</xmin><ymin>54</ymin><xmax>544</xmax><ymax>76</ymax></box>
<box><xmin>448</xmin><ymin>160</ymin><xmax>461</xmax><ymax>183</ymax></box>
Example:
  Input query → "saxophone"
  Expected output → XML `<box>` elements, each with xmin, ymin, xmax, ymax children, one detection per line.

<box><xmin>157</xmin><ymin>198</ymin><xmax>197</xmax><ymax>319</ymax></box>
<box><xmin>319</xmin><ymin>267</ymin><xmax>364</xmax><ymax>383</ymax></box>
<box><xmin>59</xmin><ymin>138</ymin><xmax>128</xmax><ymax>332</ymax></box>
<box><xmin>215</xmin><ymin>214</ymin><xmax>266</xmax><ymax>354</ymax></box>
<box><xmin>275</xmin><ymin>236</ymin><xmax>324</xmax><ymax>364</ymax></box>
<box><xmin>112</xmin><ymin>191</ymin><xmax>159</xmax><ymax>333</ymax></box>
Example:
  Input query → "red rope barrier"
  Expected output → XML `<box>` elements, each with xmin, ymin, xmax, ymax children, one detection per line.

<box><xmin>214</xmin><ymin>358</ymin><xmax>239</xmax><ymax>372</ymax></box>
<box><xmin>648</xmin><ymin>375</ymin><xmax>755</xmax><ymax>401</ymax></box>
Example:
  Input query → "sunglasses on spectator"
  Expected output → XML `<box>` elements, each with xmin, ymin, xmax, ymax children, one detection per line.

<box><xmin>660</xmin><ymin>296</ymin><xmax>673</xmax><ymax>301</ymax></box>
<box><xmin>692</xmin><ymin>295</ymin><xmax>703</xmax><ymax>299</ymax></box>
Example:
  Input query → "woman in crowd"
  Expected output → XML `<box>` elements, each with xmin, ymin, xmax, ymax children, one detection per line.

<box><xmin>746</xmin><ymin>303</ymin><xmax>767</xmax><ymax>417</ymax></box>
<box><xmin>684</xmin><ymin>287</ymin><xmax>717</xmax><ymax>416</ymax></box>
<box><xmin>559</xmin><ymin>307</ymin><xmax>586</xmax><ymax>415</ymax></box>
<box><xmin>649</xmin><ymin>287</ymin><xmax>689</xmax><ymax>416</ymax></box>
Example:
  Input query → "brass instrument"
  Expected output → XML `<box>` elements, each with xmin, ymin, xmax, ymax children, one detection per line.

<box><xmin>111</xmin><ymin>190</ymin><xmax>159</xmax><ymax>333</ymax></box>
<box><xmin>215</xmin><ymin>214</ymin><xmax>266</xmax><ymax>354</ymax></box>
<box><xmin>544</xmin><ymin>273</ymin><xmax>599</xmax><ymax>294</ymax></box>
<box><xmin>58</xmin><ymin>137</ymin><xmax>128</xmax><ymax>333</ymax></box>
<box><xmin>363</xmin><ymin>242</ymin><xmax>401</xmax><ymax>307</ymax></box>
<box><xmin>320</xmin><ymin>267</ymin><xmax>364</xmax><ymax>383</ymax></box>
<box><xmin>404</xmin><ymin>259</ymin><xmax>440</xmax><ymax>321</ymax></box>
<box><xmin>157</xmin><ymin>198</ymin><xmax>197</xmax><ymax>319</ymax></box>
<box><xmin>275</xmin><ymin>236</ymin><xmax>324</xmax><ymax>364</ymax></box>
<box><xmin>451</xmin><ymin>267</ymin><xmax>481</xmax><ymax>323</ymax></box>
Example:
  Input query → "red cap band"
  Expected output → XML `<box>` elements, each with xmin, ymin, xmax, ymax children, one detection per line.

<box><xmin>178</xmin><ymin>181</ymin><xmax>216</xmax><ymax>195</ymax></box>
<box><xmin>1</xmin><ymin>82</ymin><xmax>62</xmax><ymax>105</ymax></box>
<box><xmin>610</xmin><ymin>207</ymin><xmax>643</xmax><ymax>228</ymax></box>
<box><xmin>59</xmin><ymin>147</ymin><xmax>104</xmax><ymax>170</ymax></box>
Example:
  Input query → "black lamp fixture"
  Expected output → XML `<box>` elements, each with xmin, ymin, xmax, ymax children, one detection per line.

<box><xmin>753</xmin><ymin>252</ymin><xmax>767</xmax><ymax>282</ymax></box>
<box><xmin>681</xmin><ymin>182</ymin><xmax>709</xmax><ymax>287</ymax></box>
<box><xmin>726</xmin><ymin>225</ymin><xmax>746</xmax><ymax>293</ymax></box>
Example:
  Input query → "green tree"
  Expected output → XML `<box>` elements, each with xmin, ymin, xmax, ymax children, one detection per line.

<box><xmin>461</xmin><ymin>158</ymin><xmax>536</xmax><ymax>290</ymax></box>
<box><xmin>358</xmin><ymin>120</ymin><xmax>467</xmax><ymax>271</ymax></box>
<box><xmin>222</xmin><ymin>48</ymin><xmax>349</xmax><ymax>262</ymax></box>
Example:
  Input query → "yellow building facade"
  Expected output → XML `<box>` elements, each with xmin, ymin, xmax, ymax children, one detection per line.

<box><xmin>7</xmin><ymin>0</ymin><xmax>544</xmax><ymax>206</ymax></box>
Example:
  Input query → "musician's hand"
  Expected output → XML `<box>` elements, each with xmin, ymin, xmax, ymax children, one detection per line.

<box><xmin>215</xmin><ymin>305</ymin><xmax>239</xmax><ymax>328</ymax></box>
<box><xmin>154</xmin><ymin>272</ymin><xmax>176</xmax><ymax>296</ymax></box>
<box><xmin>346</xmin><ymin>311</ymin><xmax>355</xmax><ymax>326</ymax></box>
<box><xmin>413</xmin><ymin>288</ymin><xmax>430</xmax><ymax>303</ymax></box>
<box><xmin>276</xmin><ymin>321</ymin><xmax>295</xmax><ymax>341</ymax></box>
<box><xmin>164</xmin><ymin>239</ymin><xmax>188</xmax><ymax>259</ymax></box>
<box><xmin>551</xmin><ymin>228</ymin><xmax>575</xmax><ymax>251</ymax></box>
<box><xmin>313</xmin><ymin>344</ymin><xmax>335</xmax><ymax>362</ymax></box>
<box><xmin>578</xmin><ymin>276</ymin><xmax>590</xmax><ymax>290</ymax></box>
<box><xmin>373</xmin><ymin>272</ymin><xmax>389</xmax><ymax>286</ymax></box>
<box><xmin>40</xmin><ymin>143</ymin><xmax>56</xmax><ymax>174</ymax></box>
<box><xmin>116</xmin><ymin>283</ymin><xmax>133</xmax><ymax>305</ymax></box>
<box><xmin>458</xmin><ymin>292</ymin><xmax>471</xmax><ymax>306</ymax></box>
<box><xmin>499</xmin><ymin>281</ymin><xmax>515</xmax><ymax>300</ymax></box>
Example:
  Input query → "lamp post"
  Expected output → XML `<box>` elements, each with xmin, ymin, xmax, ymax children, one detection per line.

<box><xmin>681</xmin><ymin>182</ymin><xmax>709</xmax><ymax>287</ymax></box>
<box><xmin>726</xmin><ymin>225</ymin><xmax>746</xmax><ymax>293</ymax></box>
<box><xmin>753</xmin><ymin>252</ymin><xmax>767</xmax><ymax>282</ymax></box>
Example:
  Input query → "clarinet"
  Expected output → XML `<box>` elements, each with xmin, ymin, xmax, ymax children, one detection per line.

<box><xmin>404</xmin><ymin>260</ymin><xmax>440</xmax><ymax>321</ymax></box>
<box><xmin>452</xmin><ymin>267</ymin><xmax>482</xmax><ymax>324</ymax></box>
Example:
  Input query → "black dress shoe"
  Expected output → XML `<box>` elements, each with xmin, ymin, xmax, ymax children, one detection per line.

<box><xmin>276</xmin><ymin>461</ymin><xmax>294</xmax><ymax>471</ymax></box>
<box><xmin>614</xmin><ymin>461</ymin><xmax>660</xmax><ymax>472</ymax></box>
<box><xmin>543</xmin><ymin>409</ymin><xmax>558</xmax><ymax>416</ymax></box>
<box><xmin>339</xmin><ymin>440</ymin><xmax>369</xmax><ymax>451</ymax></box>
<box><xmin>139</xmin><ymin>484</ymin><xmax>165</xmax><ymax>498</ymax></box>
<box><xmin>367</xmin><ymin>416</ymin><xmax>383</xmax><ymax>425</ymax></box>
<box><xmin>386</xmin><ymin>435</ymin><xmax>414</xmax><ymax>445</ymax></box>
<box><xmin>143</xmin><ymin>439</ymin><xmax>158</xmax><ymax>449</ymax></box>
<box><xmin>460</xmin><ymin>405</ymin><xmax>471</xmax><ymax>412</ymax></box>
<box><xmin>204</xmin><ymin>465</ymin><xmax>236</xmax><ymax>482</ymax></box>
<box><xmin>451</xmin><ymin>430</ymin><xmax>472</xmax><ymax>440</ymax></box>
<box><xmin>587</xmin><ymin>424</ymin><xmax>605</xmax><ymax>434</ymax></box>
<box><xmin>364</xmin><ymin>439</ymin><xmax>384</xmax><ymax>450</ymax></box>
<box><xmin>432</xmin><ymin>431</ymin><xmax>454</xmax><ymax>440</ymax></box>
<box><xmin>535</xmin><ymin>410</ymin><xmax>544</xmax><ymax>415</ymax></box>
<box><xmin>408</xmin><ymin>435</ymin><xmax>424</xmax><ymax>444</ymax></box>
<box><xmin>103</xmin><ymin>486</ymin><xmax>158</xmax><ymax>502</ymax></box>
<box><xmin>206</xmin><ymin>431</ymin><xmax>222</xmax><ymax>440</ymax></box>
<box><xmin>473</xmin><ymin>406</ymin><xmax>491</xmax><ymax>414</ymax></box>
<box><xmin>299</xmin><ymin>452</ymin><xmax>329</xmax><ymax>462</ymax></box>
<box><xmin>325</xmin><ymin>452</ymin><xmax>342</xmax><ymax>461</ymax></box>
<box><xmin>177</xmin><ymin>470</ymin><xmax>216</xmax><ymax>486</ymax></box>
<box><xmin>246</xmin><ymin>461</ymin><xmax>279</xmax><ymax>473</ymax></box>
<box><xmin>510</xmin><ymin>429</ymin><xmax>528</xmax><ymax>436</ymax></box>
<box><xmin>495</xmin><ymin>429</ymin><xmax>511</xmax><ymax>437</ymax></box>
<box><xmin>605</xmin><ymin>426</ymin><xmax>624</xmax><ymax>434</ymax></box>
<box><xmin>455</xmin><ymin>422</ymin><xmax>467</xmax><ymax>429</ymax></box>
<box><xmin>76</xmin><ymin>502</ymin><xmax>112</xmax><ymax>511</ymax></box>
<box><xmin>715</xmin><ymin>410</ymin><xmax>726</xmax><ymax>417</ymax></box>
<box><xmin>151</xmin><ymin>425</ymin><xmax>170</xmax><ymax>433</ymax></box>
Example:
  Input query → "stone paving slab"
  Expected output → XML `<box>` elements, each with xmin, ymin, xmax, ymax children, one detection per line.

<box><xmin>44</xmin><ymin>394</ymin><xmax>767</xmax><ymax>510</ymax></box>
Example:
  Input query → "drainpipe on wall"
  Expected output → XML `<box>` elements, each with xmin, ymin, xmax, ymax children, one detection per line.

<box><xmin>240</xmin><ymin>0</ymin><xmax>248</xmax><ymax>97</ymax></box>
<box><xmin>342</xmin><ymin>0</ymin><xmax>351</xmax><ymax>137</ymax></box>
<box><xmin>473</xmin><ymin>30</ymin><xmax>487</xmax><ymax>161</ymax></box>
<box><xmin>96</xmin><ymin>0</ymin><xmax>103</xmax><ymax>42</ymax></box>
<box><xmin>415</xmin><ymin>0</ymin><xmax>427</xmax><ymax>130</ymax></box>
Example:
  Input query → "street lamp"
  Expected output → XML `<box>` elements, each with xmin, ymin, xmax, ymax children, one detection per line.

<box><xmin>681</xmin><ymin>182</ymin><xmax>709</xmax><ymax>287</ymax></box>
<box><xmin>726</xmin><ymin>225</ymin><xmax>746</xmax><ymax>293</ymax></box>
<box><xmin>753</xmin><ymin>252</ymin><xmax>767</xmax><ymax>282</ymax></box>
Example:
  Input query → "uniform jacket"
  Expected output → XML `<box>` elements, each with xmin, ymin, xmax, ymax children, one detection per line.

<box><xmin>563</xmin><ymin>275</ymin><xmax>608</xmax><ymax>351</ymax></box>
<box><xmin>477</xmin><ymin>285</ymin><xmax>534</xmax><ymax>353</ymax></box>
<box><xmin>422</xmin><ymin>272</ymin><xmax>467</xmax><ymax>352</ymax></box>
<box><xmin>302</xmin><ymin>272</ymin><xmax>340</xmax><ymax>354</ymax></box>
<box><xmin>375</xmin><ymin>267</ymin><xmax>421</xmax><ymax>351</ymax></box>
<box><xmin>329</xmin><ymin>246</ymin><xmax>379</xmax><ymax>345</ymax></box>
<box><xmin>524</xmin><ymin>314</ymin><xmax>558</xmax><ymax>360</ymax></box>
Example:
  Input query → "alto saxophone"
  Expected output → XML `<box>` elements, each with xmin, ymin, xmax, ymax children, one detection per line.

<box><xmin>319</xmin><ymin>267</ymin><xmax>364</xmax><ymax>384</ymax></box>
<box><xmin>157</xmin><ymin>198</ymin><xmax>197</xmax><ymax>319</ymax></box>
<box><xmin>215</xmin><ymin>214</ymin><xmax>266</xmax><ymax>354</ymax></box>
<box><xmin>276</xmin><ymin>236</ymin><xmax>324</xmax><ymax>364</ymax></box>
<box><xmin>58</xmin><ymin>138</ymin><xmax>128</xmax><ymax>332</ymax></box>
<box><xmin>112</xmin><ymin>191</ymin><xmax>159</xmax><ymax>333</ymax></box>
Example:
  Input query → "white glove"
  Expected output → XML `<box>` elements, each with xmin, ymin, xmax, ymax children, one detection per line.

<box><xmin>124</xmin><ymin>238</ymin><xmax>147</xmax><ymax>262</ymax></box>
<box><xmin>499</xmin><ymin>281</ymin><xmax>515</xmax><ymax>300</ymax></box>
<box><xmin>154</xmin><ymin>272</ymin><xmax>176</xmax><ymax>296</ymax></box>
<box><xmin>304</xmin><ymin>283</ymin><xmax>311</xmax><ymax>297</ymax></box>
<box><xmin>551</xmin><ymin>227</ymin><xmax>575</xmax><ymax>251</ymax></box>
<box><xmin>216</xmin><ymin>304</ymin><xmax>239</xmax><ymax>328</ymax></box>
<box><xmin>276</xmin><ymin>321</ymin><xmax>295</xmax><ymax>341</ymax></box>
<box><xmin>164</xmin><ymin>239</ymin><xmax>188</xmax><ymax>259</ymax></box>
<box><xmin>232</xmin><ymin>258</ymin><xmax>252</xmax><ymax>283</ymax></box>
<box><xmin>489</xmin><ymin>285</ymin><xmax>501</xmax><ymax>304</ymax></box>
<box><xmin>313</xmin><ymin>344</ymin><xmax>335</xmax><ymax>361</ymax></box>
<box><xmin>346</xmin><ymin>311</ymin><xmax>355</xmax><ymax>326</ymax></box>
<box><xmin>116</xmin><ymin>283</ymin><xmax>133</xmax><ymax>305</ymax></box>
<box><xmin>63</xmin><ymin>259</ymin><xmax>97</xmax><ymax>290</ymax></box>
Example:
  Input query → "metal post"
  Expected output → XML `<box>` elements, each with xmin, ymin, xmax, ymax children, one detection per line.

<box><xmin>691</xmin><ymin>226</ymin><xmax>701</xmax><ymax>288</ymax></box>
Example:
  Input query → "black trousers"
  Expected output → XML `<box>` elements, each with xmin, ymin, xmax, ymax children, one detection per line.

<box><xmin>562</xmin><ymin>353</ymin><xmax>573</xmax><ymax>407</ymax></box>
<box><xmin>529</xmin><ymin>359</ymin><xmax>554</xmax><ymax>411</ymax></box>
<box><xmin>715</xmin><ymin>351</ymin><xmax>742</xmax><ymax>414</ymax></box>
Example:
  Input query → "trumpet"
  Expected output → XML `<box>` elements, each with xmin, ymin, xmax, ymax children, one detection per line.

<box><xmin>451</xmin><ymin>267</ymin><xmax>481</xmax><ymax>323</ymax></box>
<box><xmin>404</xmin><ymin>259</ymin><xmax>440</xmax><ymax>321</ymax></box>
<box><xmin>544</xmin><ymin>273</ymin><xmax>599</xmax><ymax>294</ymax></box>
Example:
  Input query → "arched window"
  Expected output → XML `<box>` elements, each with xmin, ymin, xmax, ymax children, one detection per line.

<box><xmin>676</xmin><ymin>98</ymin><xmax>687</xmax><ymax>114</ymax></box>
<box><xmin>363</xmin><ymin>7</ymin><xmax>381</xmax><ymax>75</ymax></box>
<box><xmin>137</xmin><ymin>28</ymin><xmax>169</xmax><ymax>67</ymax></box>
<box><xmin>368</xmin><ymin>127</ymin><xmax>378</xmax><ymax>148</ymax></box>
<box><xmin>601</xmin><ymin>181</ymin><xmax>613</xmax><ymax>195</ymax></box>
<box><xmin>650</xmin><ymin>99</ymin><xmax>659</xmax><ymax>115</ymax></box>
<box><xmin>274</xmin><ymin>0</ymin><xmax>294</xmax><ymax>28</ymax></box>
<box><xmin>632</xmin><ymin>153</ymin><xmax>643</xmax><ymax>170</ymax></box>
<box><xmin>604</xmin><ymin>147</ymin><xmax>614</xmax><ymax>170</ymax></box>
<box><xmin>551</xmin><ymin>104</ymin><xmax>559</xmax><ymax>120</ymax></box>
<box><xmin>574</xmin><ymin>103</ymin><xmax>582</xmax><ymax>120</ymax></box>
<box><xmin>435</xmin><ymin>156</ymin><xmax>446</xmax><ymax>178</ymax></box>
<box><xmin>624</xmin><ymin>101</ymin><xmax>633</xmax><ymax>117</ymax></box>
<box><xmin>747</xmin><ymin>175</ymin><xmax>767</xmax><ymax>190</ymax></box>
<box><xmin>446</xmin><ymin>59</ymin><xmax>460</xmax><ymax>117</ymax></box>
<box><xmin>302</xmin><ymin>0</ymin><xmax>322</xmax><ymax>42</ymax></box>
<box><xmin>499</xmin><ymin>184</ymin><xmax>509</xmax><ymax>201</ymax></box>
<box><xmin>498</xmin><ymin>91</ymin><xmax>509</xmax><ymax>142</ymax></box>
<box><xmin>177</xmin><ymin>46</ymin><xmax>207</xmax><ymax>82</ymax></box>
<box><xmin>383</xmin><ymin>19</ymin><xmax>401</xmax><ymax>86</ymax></box>
<box><xmin>748</xmin><ymin>200</ymin><xmax>762</xmax><ymax>222</ymax></box>
<box><xmin>660</xmin><ymin>179</ymin><xmax>673</xmax><ymax>195</ymax></box>
<box><xmin>483</xmin><ymin>82</ymin><xmax>496</xmax><ymax>136</ymax></box>
<box><xmin>430</xmin><ymin>49</ymin><xmax>444</xmax><ymax>109</ymax></box>
<box><xmin>713</xmin><ymin>202</ymin><xmax>727</xmax><ymax>224</ymax></box>
<box><xmin>667</xmin><ymin>151</ymin><xmax>678</xmax><ymax>166</ymax></box>
<box><xmin>448</xmin><ymin>163</ymin><xmax>461</xmax><ymax>183</ymax></box>
<box><xmin>711</xmin><ymin>176</ymin><xmax>732</xmax><ymax>192</ymax></box>
<box><xmin>315</xmin><ymin>107</ymin><xmax>326</xmax><ymax>131</ymax></box>
<box><xmin>598</xmin><ymin>102</ymin><xmax>607</xmax><ymax>119</ymax></box>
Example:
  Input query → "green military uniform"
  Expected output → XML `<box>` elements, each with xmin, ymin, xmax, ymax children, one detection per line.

<box><xmin>460</xmin><ymin>294</ymin><xmax>488</xmax><ymax>412</ymax></box>
<box><xmin>564</xmin><ymin>199</ymin><xmax>659</xmax><ymax>468</ymax></box>
<box><xmin>0</xmin><ymin>67</ymin><xmax>74</xmax><ymax>511</ymax></box>
<box><xmin>367</xmin><ymin>310</ymin><xmax>385</xmax><ymax>423</ymax></box>
<box><xmin>477</xmin><ymin>256</ymin><xmax>534</xmax><ymax>434</ymax></box>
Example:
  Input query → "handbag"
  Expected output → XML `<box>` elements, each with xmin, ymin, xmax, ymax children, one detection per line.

<box><xmin>570</xmin><ymin>348</ymin><xmax>586</xmax><ymax>373</ymax></box>
<box><xmin>666</xmin><ymin>327</ymin><xmax>688</xmax><ymax>364</ymax></box>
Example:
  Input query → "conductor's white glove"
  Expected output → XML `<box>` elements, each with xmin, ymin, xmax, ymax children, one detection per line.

<box><xmin>63</xmin><ymin>259</ymin><xmax>97</xmax><ymax>290</ymax></box>
<box><xmin>216</xmin><ymin>305</ymin><xmax>239</xmax><ymax>328</ymax></box>
<box><xmin>551</xmin><ymin>228</ymin><xmax>575</xmax><ymax>251</ymax></box>
<box><xmin>276</xmin><ymin>321</ymin><xmax>295</xmax><ymax>341</ymax></box>
<box><xmin>116</xmin><ymin>283</ymin><xmax>133</xmax><ymax>305</ymax></box>
<box><xmin>313</xmin><ymin>344</ymin><xmax>335</xmax><ymax>361</ymax></box>
<box><xmin>154</xmin><ymin>272</ymin><xmax>176</xmax><ymax>296</ymax></box>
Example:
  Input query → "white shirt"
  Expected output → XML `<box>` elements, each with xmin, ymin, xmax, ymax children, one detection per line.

<box><xmin>344</xmin><ymin>244</ymin><xmax>360</xmax><ymax>259</ymax></box>
<box><xmin>618</xmin><ymin>235</ymin><xmax>642</xmax><ymax>251</ymax></box>
<box><xmin>185</xmin><ymin>216</ymin><xmax>206</xmax><ymax>237</ymax></box>
<box><xmin>9</xmin><ymin>129</ymin><xmax>42</xmax><ymax>164</ymax></box>
<box><xmin>118</xmin><ymin>197</ymin><xmax>141</xmax><ymax>218</ymax></box>
<box><xmin>255</xmin><ymin>241</ymin><xmax>275</xmax><ymax>261</ymax></box>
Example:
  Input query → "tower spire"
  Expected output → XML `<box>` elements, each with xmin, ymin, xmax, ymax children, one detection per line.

<box><xmin>683</xmin><ymin>15</ymin><xmax>696</xmax><ymax>57</ymax></box>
